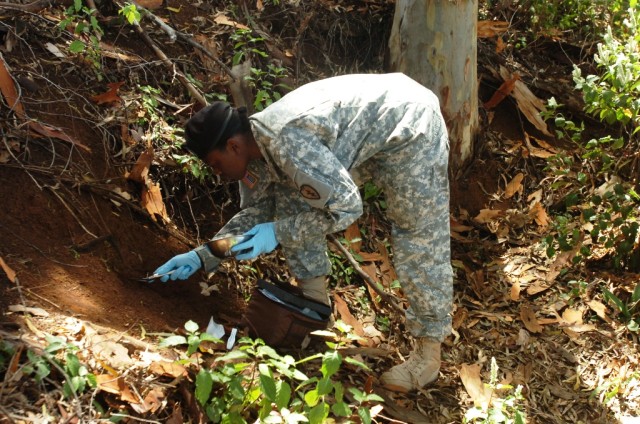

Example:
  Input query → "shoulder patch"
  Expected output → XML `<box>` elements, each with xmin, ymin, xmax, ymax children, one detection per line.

<box><xmin>300</xmin><ymin>184</ymin><xmax>321</xmax><ymax>200</ymax></box>
<box><xmin>242</xmin><ymin>170</ymin><xmax>259</xmax><ymax>189</ymax></box>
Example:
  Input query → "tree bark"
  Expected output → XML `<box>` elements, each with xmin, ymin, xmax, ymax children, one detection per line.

<box><xmin>388</xmin><ymin>0</ymin><xmax>478</xmax><ymax>176</ymax></box>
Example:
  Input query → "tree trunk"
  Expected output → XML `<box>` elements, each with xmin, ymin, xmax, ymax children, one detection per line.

<box><xmin>388</xmin><ymin>0</ymin><xmax>478</xmax><ymax>176</ymax></box>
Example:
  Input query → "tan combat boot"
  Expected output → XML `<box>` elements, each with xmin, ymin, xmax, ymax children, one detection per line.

<box><xmin>380</xmin><ymin>337</ymin><xmax>441</xmax><ymax>392</ymax></box>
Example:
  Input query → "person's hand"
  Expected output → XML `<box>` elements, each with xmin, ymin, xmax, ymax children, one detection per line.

<box><xmin>231</xmin><ymin>223</ymin><xmax>278</xmax><ymax>260</ymax></box>
<box><xmin>152</xmin><ymin>251</ymin><xmax>202</xmax><ymax>282</ymax></box>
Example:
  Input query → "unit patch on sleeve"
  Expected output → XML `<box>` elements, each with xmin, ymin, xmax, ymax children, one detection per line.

<box><xmin>293</xmin><ymin>170</ymin><xmax>333</xmax><ymax>208</ymax></box>
<box><xmin>241</xmin><ymin>170</ymin><xmax>259</xmax><ymax>189</ymax></box>
<box><xmin>300</xmin><ymin>184</ymin><xmax>321</xmax><ymax>200</ymax></box>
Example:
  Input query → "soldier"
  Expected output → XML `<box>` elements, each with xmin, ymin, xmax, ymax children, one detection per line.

<box><xmin>153</xmin><ymin>73</ymin><xmax>453</xmax><ymax>392</ymax></box>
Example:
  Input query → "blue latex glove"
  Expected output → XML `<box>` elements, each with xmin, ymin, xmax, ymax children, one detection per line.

<box><xmin>152</xmin><ymin>251</ymin><xmax>202</xmax><ymax>282</ymax></box>
<box><xmin>231</xmin><ymin>222</ymin><xmax>278</xmax><ymax>260</ymax></box>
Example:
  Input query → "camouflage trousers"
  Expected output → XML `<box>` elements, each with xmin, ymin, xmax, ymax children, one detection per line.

<box><xmin>274</xmin><ymin>108</ymin><xmax>453</xmax><ymax>342</ymax></box>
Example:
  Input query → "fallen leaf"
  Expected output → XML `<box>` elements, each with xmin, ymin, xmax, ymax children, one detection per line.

<box><xmin>344</xmin><ymin>222</ymin><xmax>362</xmax><ymax>252</ymax></box>
<box><xmin>8</xmin><ymin>305</ymin><xmax>49</xmax><ymax>317</ymax></box>
<box><xmin>499</xmin><ymin>66</ymin><xmax>551</xmax><ymax>136</ymax></box>
<box><xmin>459</xmin><ymin>363</ymin><xmax>492</xmax><ymax>408</ymax></box>
<box><xmin>0</xmin><ymin>53</ymin><xmax>25</xmax><ymax>118</ymax></box>
<box><xmin>561</xmin><ymin>308</ymin><xmax>583</xmax><ymax>325</ymax></box>
<box><xmin>214</xmin><ymin>13</ymin><xmax>249</xmax><ymax>29</ymax></box>
<box><xmin>520</xmin><ymin>305</ymin><xmax>543</xmax><ymax>333</ymax></box>
<box><xmin>528</xmin><ymin>202</ymin><xmax>549</xmax><ymax>227</ymax></box>
<box><xmin>496</xmin><ymin>36</ymin><xmax>506</xmax><ymax>53</ymax></box>
<box><xmin>504</xmin><ymin>172</ymin><xmax>524</xmax><ymax>199</ymax></box>
<box><xmin>91</xmin><ymin>81</ymin><xmax>124</xmax><ymax>105</ymax></box>
<box><xmin>87</xmin><ymin>334</ymin><xmax>133</xmax><ymax>369</ymax></box>
<box><xmin>473</xmin><ymin>209</ymin><xmax>505</xmax><ymax>224</ymax></box>
<box><xmin>587</xmin><ymin>299</ymin><xmax>612</xmax><ymax>323</ymax></box>
<box><xmin>27</xmin><ymin>121</ymin><xmax>91</xmax><ymax>152</ymax></box>
<box><xmin>510</xmin><ymin>280</ymin><xmax>521</xmax><ymax>301</ymax></box>
<box><xmin>45</xmin><ymin>42</ymin><xmax>66</xmax><ymax>58</ymax></box>
<box><xmin>127</xmin><ymin>149</ymin><xmax>154</xmax><ymax>184</ymax></box>
<box><xmin>131</xmin><ymin>387</ymin><xmax>165</xmax><ymax>414</ymax></box>
<box><xmin>334</xmin><ymin>294</ymin><xmax>365</xmax><ymax>337</ymax></box>
<box><xmin>0</xmin><ymin>256</ymin><xmax>16</xmax><ymax>282</ymax></box>
<box><xmin>149</xmin><ymin>361</ymin><xmax>187</xmax><ymax>378</ymax></box>
<box><xmin>96</xmin><ymin>374</ymin><xmax>138</xmax><ymax>403</ymax></box>
<box><xmin>141</xmin><ymin>183</ymin><xmax>169</xmax><ymax>223</ymax></box>
<box><xmin>477</xmin><ymin>20</ymin><xmax>509</xmax><ymax>38</ymax></box>
<box><xmin>484</xmin><ymin>73</ymin><xmax>519</xmax><ymax>110</ymax></box>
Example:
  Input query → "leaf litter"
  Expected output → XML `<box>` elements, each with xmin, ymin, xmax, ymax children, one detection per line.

<box><xmin>0</xmin><ymin>0</ymin><xmax>638</xmax><ymax>423</ymax></box>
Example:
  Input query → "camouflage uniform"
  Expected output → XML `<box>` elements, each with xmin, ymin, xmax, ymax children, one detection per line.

<box><xmin>196</xmin><ymin>73</ymin><xmax>453</xmax><ymax>342</ymax></box>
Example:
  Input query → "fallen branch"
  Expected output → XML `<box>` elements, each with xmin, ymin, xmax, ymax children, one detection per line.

<box><xmin>119</xmin><ymin>0</ymin><xmax>235</xmax><ymax>81</ymax></box>
<box><xmin>0</xmin><ymin>0</ymin><xmax>52</xmax><ymax>12</ymax></box>
<box><xmin>117</xmin><ymin>8</ymin><xmax>207</xmax><ymax>106</ymax></box>
<box><xmin>328</xmin><ymin>234</ymin><xmax>405</xmax><ymax>315</ymax></box>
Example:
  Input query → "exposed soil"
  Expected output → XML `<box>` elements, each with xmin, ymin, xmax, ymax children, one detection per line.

<box><xmin>1</xmin><ymin>1</ymin><xmax>639</xmax><ymax>423</ymax></box>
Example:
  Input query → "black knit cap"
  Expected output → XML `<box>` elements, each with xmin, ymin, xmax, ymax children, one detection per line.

<box><xmin>184</xmin><ymin>101</ymin><xmax>237</xmax><ymax>159</ymax></box>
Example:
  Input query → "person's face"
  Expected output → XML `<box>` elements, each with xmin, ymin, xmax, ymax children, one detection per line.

<box><xmin>203</xmin><ymin>137</ymin><xmax>249</xmax><ymax>181</ymax></box>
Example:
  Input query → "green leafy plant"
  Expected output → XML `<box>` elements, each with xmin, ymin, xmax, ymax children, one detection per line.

<box><xmin>464</xmin><ymin>358</ymin><xmax>527</xmax><ymax>424</ymax></box>
<box><xmin>21</xmin><ymin>335</ymin><xmax>97</xmax><ymax>399</ymax></box>
<box><xmin>602</xmin><ymin>282</ymin><xmax>640</xmax><ymax>332</ymax></box>
<box><xmin>518</xmin><ymin>0</ymin><xmax>626</xmax><ymax>38</ymax></box>
<box><xmin>247</xmin><ymin>64</ymin><xmax>291</xmax><ymax>111</ymax></box>
<box><xmin>230</xmin><ymin>28</ymin><xmax>292</xmax><ymax>111</ymax></box>
<box><xmin>591</xmin><ymin>370</ymin><xmax>640</xmax><ymax>405</ymax></box>
<box><xmin>119</xmin><ymin>2</ymin><xmax>141</xmax><ymax>25</ymax></box>
<box><xmin>230</xmin><ymin>28</ymin><xmax>269</xmax><ymax>66</ymax></box>
<box><xmin>59</xmin><ymin>0</ymin><xmax>104</xmax><ymax>76</ymax></box>
<box><xmin>159</xmin><ymin>320</ymin><xmax>221</xmax><ymax>359</ymax></box>
<box><xmin>161</xmin><ymin>322</ymin><xmax>382</xmax><ymax>423</ymax></box>
<box><xmin>573</xmin><ymin>1</ymin><xmax>640</xmax><ymax>137</ymax></box>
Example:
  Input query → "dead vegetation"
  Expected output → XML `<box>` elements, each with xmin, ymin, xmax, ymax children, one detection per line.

<box><xmin>0</xmin><ymin>0</ymin><xmax>639</xmax><ymax>423</ymax></box>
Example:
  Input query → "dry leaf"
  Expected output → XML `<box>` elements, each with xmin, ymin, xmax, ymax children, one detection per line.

<box><xmin>96</xmin><ymin>374</ymin><xmax>138</xmax><ymax>403</ymax></box>
<box><xmin>520</xmin><ymin>305</ymin><xmax>543</xmax><ymax>333</ymax></box>
<box><xmin>561</xmin><ymin>308</ymin><xmax>583</xmax><ymax>325</ymax></box>
<box><xmin>344</xmin><ymin>222</ymin><xmax>362</xmax><ymax>252</ymax></box>
<box><xmin>27</xmin><ymin>121</ymin><xmax>91</xmax><ymax>152</ymax></box>
<box><xmin>587</xmin><ymin>300</ymin><xmax>612</xmax><ymax>323</ymax></box>
<box><xmin>496</xmin><ymin>36</ymin><xmax>506</xmax><ymax>54</ymax></box>
<box><xmin>149</xmin><ymin>361</ymin><xmax>187</xmax><ymax>378</ymax></box>
<box><xmin>504</xmin><ymin>173</ymin><xmax>524</xmax><ymax>199</ymax></box>
<box><xmin>0</xmin><ymin>256</ymin><xmax>16</xmax><ymax>282</ymax></box>
<box><xmin>92</xmin><ymin>81</ymin><xmax>124</xmax><ymax>105</ymax></box>
<box><xmin>473</xmin><ymin>209</ymin><xmax>505</xmax><ymax>224</ymax></box>
<box><xmin>8</xmin><ymin>305</ymin><xmax>49</xmax><ymax>316</ymax></box>
<box><xmin>141</xmin><ymin>183</ymin><xmax>169</xmax><ymax>223</ymax></box>
<box><xmin>214</xmin><ymin>13</ymin><xmax>249</xmax><ymax>29</ymax></box>
<box><xmin>334</xmin><ymin>294</ymin><xmax>365</xmax><ymax>338</ymax></box>
<box><xmin>510</xmin><ymin>280</ymin><xmax>521</xmax><ymax>301</ymax></box>
<box><xmin>499</xmin><ymin>66</ymin><xmax>551</xmax><ymax>136</ymax></box>
<box><xmin>484</xmin><ymin>73</ymin><xmax>520</xmax><ymax>110</ymax></box>
<box><xmin>459</xmin><ymin>363</ymin><xmax>492</xmax><ymax>408</ymax></box>
<box><xmin>477</xmin><ymin>20</ymin><xmax>509</xmax><ymax>38</ymax></box>
<box><xmin>528</xmin><ymin>202</ymin><xmax>549</xmax><ymax>227</ymax></box>
<box><xmin>88</xmin><ymin>334</ymin><xmax>133</xmax><ymax>369</ymax></box>
<box><xmin>127</xmin><ymin>149</ymin><xmax>154</xmax><ymax>184</ymax></box>
<box><xmin>0</xmin><ymin>53</ymin><xmax>25</xmax><ymax>118</ymax></box>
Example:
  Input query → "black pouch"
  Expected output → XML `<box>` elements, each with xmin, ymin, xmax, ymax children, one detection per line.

<box><xmin>241</xmin><ymin>279</ymin><xmax>331</xmax><ymax>348</ymax></box>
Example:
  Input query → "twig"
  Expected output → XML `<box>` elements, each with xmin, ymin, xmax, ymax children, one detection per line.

<box><xmin>118</xmin><ymin>8</ymin><xmax>207</xmax><ymax>106</ymax></box>
<box><xmin>328</xmin><ymin>234</ymin><xmax>405</xmax><ymax>314</ymax></box>
<box><xmin>44</xmin><ymin>184</ymin><xmax>98</xmax><ymax>239</ymax></box>
<box><xmin>24</xmin><ymin>288</ymin><xmax>62</xmax><ymax>310</ymax></box>
<box><xmin>0</xmin><ymin>0</ymin><xmax>52</xmax><ymax>12</ymax></box>
<box><xmin>174</xmin><ymin>31</ymin><xmax>235</xmax><ymax>81</ymax></box>
<box><xmin>0</xmin><ymin>222</ymin><xmax>87</xmax><ymax>268</ymax></box>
